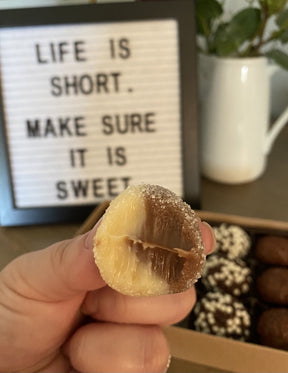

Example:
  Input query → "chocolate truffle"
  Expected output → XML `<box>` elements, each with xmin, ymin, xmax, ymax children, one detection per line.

<box><xmin>202</xmin><ymin>255</ymin><xmax>252</xmax><ymax>297</ymax></box>
<box><xmin>257</xmin><ymin>308</ymin><xmax>288</xmax><ymax>350</ymax></box>
<box><xmin>93</xmin><ymin>184</ymin><xmax>206</xmax><ymax>296</ymax></box>
<box><xmin>193</xmin><ymin>292</ymin><xmax>251</xmax><ymax>340</ymax></box>
<box><xmin>255</xmin><ymin>235</ymin><xmax>288</xmax><ymax>266</ymax></box>
<box><xmin>257</xmin><ymin>267</ymin><xmax>288</xmax><ymax>305</ymax></box>
<box><xmin>213</xmin><ymin>224</ymin><xmax>251</xmax><ymax>260</ymax></box>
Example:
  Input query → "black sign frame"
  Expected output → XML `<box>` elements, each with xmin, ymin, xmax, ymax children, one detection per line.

<box><xmin>0</xmin><ymin>0</ymin><xmax>199</xmax><ymax>226</ymax></box>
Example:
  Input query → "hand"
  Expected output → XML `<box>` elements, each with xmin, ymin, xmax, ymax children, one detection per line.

<box><xmin>0</xmin><ymin>219</ymin><xmax>214</xmax><ymax>373</ymax></box>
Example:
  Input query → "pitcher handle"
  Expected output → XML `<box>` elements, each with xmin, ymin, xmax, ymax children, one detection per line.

<box><xmin>265</xmin><ymin>64</ymin><xmax>288</xmax><ymax>154</ymax></box>
<box><xmin>265</xmin><ymin>105</ymin><xmax>288</xmax><ymax>154</ymax></box>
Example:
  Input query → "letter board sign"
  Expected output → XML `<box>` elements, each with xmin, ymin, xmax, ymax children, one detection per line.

<box><xmin>0</xmin><ymin>1</ymin><xmax>199</xmax><ymax>225</ymax></box>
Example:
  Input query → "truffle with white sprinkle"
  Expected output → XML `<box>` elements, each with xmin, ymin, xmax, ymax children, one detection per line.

<box><xmin>202</xmin><ymin>255</ymin><xmax>252</xmax><ymax>297</ymax></box>
<box><xmin>193</xmin><ymin>292</ymin><xmax>251</xmax><ymax>340</ymax></box>
<box><xmin>213</xmin><ymin>224</ymin><xmax>251</xmax><ymax>260</ymax></box>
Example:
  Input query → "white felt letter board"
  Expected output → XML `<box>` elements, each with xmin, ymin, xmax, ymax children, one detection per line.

<box><xmin>0</xmin><ymin>1</ymin><xmax>199</xmax><ymax>225</ymax></box>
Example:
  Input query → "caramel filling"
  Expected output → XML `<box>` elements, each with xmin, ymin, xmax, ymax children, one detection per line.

<box><xmin>127</xmin><ymin>237</ymin><xmax>186</xmax><ymax>284</ymax></box>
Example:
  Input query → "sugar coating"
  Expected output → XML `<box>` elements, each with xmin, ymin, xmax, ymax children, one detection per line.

<box><xmin>194</xmin><ymin>292</ymin><xmax>251</xmax><ymax>340</ymax></box>
<box><xmin>213</xmin><ymin>224</ymin><xmax>251</xmax><ymax>260</ymax></box>
<box><xmin>140</xmin><ymin>184</ymin><xmax>204</xmax><ymax>251</ymax></box>
<box><xmin>202</xmin><ymin>255</ymin><xmax>252</xmax><ymax>297</ymax></box>
<box><xmin>140</xmin><ymin>184</ymin><xmax>199</xmax><ymax>227</ymax></box>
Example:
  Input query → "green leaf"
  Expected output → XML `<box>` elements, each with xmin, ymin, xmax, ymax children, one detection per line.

<box><xmin>211</xmin><ymin>23</ymin><xmax>239</xmax><ymax>56</ymax></box>
<box><xmin>212</xmin><ymin>8</ymin><xmax>262</xmax><ymax>56</ymax></box>
<box><xmin>195</xmin><ymin>0</ymin><xmax>223</xmax><ymax>20</ymax></box>
<box><xmin>266</xmin><ymin>49</ymin><xmax>288</xmax><ymax>70</ymax></box>
<box><xmin>273</xmin><ymin>9</ymin><xmax>288</xmax><ymax>44</ymax></box>
<box><xmin>195</xmin><ymin>0</ymin><xmax>223</xmax><ymax>35</ymax></box>
<box><xmin>229</xmin><ymin>8</ymin><xmax>262</xmax><ymax>42</ymax></box>
<box><xmin>280</xmin><ymin>29</ymin><xmax>288</xmax><ymax>43</ymax></box>
<box><xmin>276</xmin><ymin>8</ymin><xmax>288</xmax><ymax>28</ymax></box>
<box><xmin>259</xmin><ymin>0</ymin><xmax>287</xmax><ymax>15</ymax></box>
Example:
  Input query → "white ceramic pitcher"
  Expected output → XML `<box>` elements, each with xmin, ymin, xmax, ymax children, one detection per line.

<box><xmin>199</xmin><ymin>54</ymin><xmax>288</xmax><ymax>184</ymax></box>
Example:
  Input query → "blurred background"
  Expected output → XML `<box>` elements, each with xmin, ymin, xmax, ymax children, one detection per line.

<box><xmin>0</xmin><ymin>0</ymin><xmax>286</xmax><ymax>117</ymax></box>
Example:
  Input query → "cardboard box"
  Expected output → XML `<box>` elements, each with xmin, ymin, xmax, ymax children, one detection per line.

<box><xmin>165</xmin><ymin>210</ymin><xmax>288</xmax><ymax>373</ymax></box>
<box><xmin>165</xmin><ymin>326</ymin><xmax>288</xmax><ymax>373</ymax></box>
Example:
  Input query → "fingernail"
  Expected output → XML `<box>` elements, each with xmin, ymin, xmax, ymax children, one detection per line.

<box><xmin>202</xmin><ymin>221</ymin><xmax>216</xmax><ymax>254</ymax></box>
<box><xmin>84</xmin><ymin>218</ymin><xmax>102</xmax><ymax>250</ymax></box>
<box><xmin>165</xmin><ymin>354</ymin><xmax>172</xmax><ymax>372</ymax></box>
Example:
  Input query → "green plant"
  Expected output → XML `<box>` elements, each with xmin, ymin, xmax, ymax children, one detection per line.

<box><xmin>195</xmin><ymin>0</ymin><xmax>288</xmax><ymax>69</ymax></box>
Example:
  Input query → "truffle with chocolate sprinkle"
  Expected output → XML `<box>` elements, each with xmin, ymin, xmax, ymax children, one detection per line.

<box><xmin>213</xmin><ymin>224</ymin><xmax>251</xmax><ymax>260</ymax></box>
<box><xmin>202</xmin><ymin>255</ymin><xmax>252</xmax><ymax>297</ymax></box>
<box><xmin>193</xmin><ymin>292</ymin><xmax>251</xmax><ymax>341</ymax></box>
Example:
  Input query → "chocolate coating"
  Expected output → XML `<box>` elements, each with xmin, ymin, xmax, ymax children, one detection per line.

<box><xmin>139</xmin><ymin>184</ymin><xmax>206</xmax><ymax>293</ymax></box>
<box><xmin>257</xmin><ymin>267</ymin><xmax>288</xmax><ymax>305</ymax></box>
<box><xmin>255</xmin><ymin>235</ymin><xmax>288</xmax><ymax>266</ymax></box>
<box><xmin>202</xmin><ymin>255</ymin><xmax>252</xmax><ymax>297</ymax></box>
<box><xmin>193</xmin><ymin>292</ymin><xmax>251</xmax><ymax>341</ymax></box>
<box><xmin>257</xmin><ymin>308</ymin><xmax>288</xmax><ymax>350</ymax></box>
<box><xmin>213</xmin><ymin>224</ymin><xmax>251</xmax><ymax>260</ymax></box>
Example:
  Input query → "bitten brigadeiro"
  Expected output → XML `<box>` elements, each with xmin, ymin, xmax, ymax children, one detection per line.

<box><xmin>93</xmin><ymin>184</ymin><xmax>206</xmax><ymax>296</ymax></box>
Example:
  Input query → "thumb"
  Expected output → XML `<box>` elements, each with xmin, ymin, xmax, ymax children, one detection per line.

<box><xmin>1</xmin><ymin>221</ymin><xmax>106</xmax><ymax>302</ymax></box>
